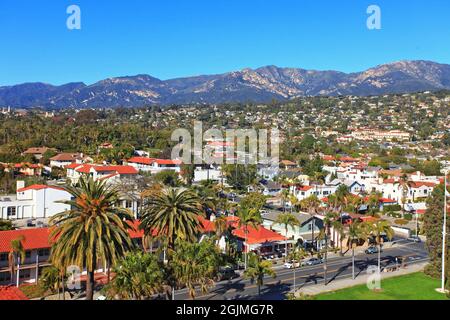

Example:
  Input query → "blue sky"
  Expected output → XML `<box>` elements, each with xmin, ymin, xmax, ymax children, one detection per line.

<box><xmin>0</xmin><ymin>0</ymin><xmax>449</xmax><ymax>86</ymax></box>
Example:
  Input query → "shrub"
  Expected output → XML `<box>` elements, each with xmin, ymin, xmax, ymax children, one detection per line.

<box><xmin>383</xmin><ymin>205</ymin><xmax>402</xmax><ymax>212</ymax></box>
<box><xmin>394</xmin><ymin>219</ymin><xmax>409</xmax><ymax>226</ymax></box>
<box><xmin>20</xmin><ymin>284</ymin><xmax>47</xmax><ymax>299</ymax></box>
<box><xmin>403</xmin><ymin>213</ymin><xmax>413</xmax><ymax>221</ymax></box>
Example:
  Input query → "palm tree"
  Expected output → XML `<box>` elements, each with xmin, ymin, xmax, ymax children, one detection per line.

<box><xmin>41</xmin><ymin>266</ymin><xmax>67</xmax><ymax>299</ymax></box>
<box><xmin>139</xmin><ymin>187</ymin><xmax>203</xmax><ymax>299</ymax></box>
<box><xmin>104</xmin><ymin>251</ymin><xmax>164</xmax><ymax>300</ymax></box>
<box><xmin>213</xmin><ymin>215</ymin><xmax>229</xmax><ymax>250</ymax></box>
<box><xmin>237</xmin><ymin>208</ymin><xmax>262</xmax><ymax>269</ymax></box>
<box><xmin>346</xmin><ymin>221</ymin><xmax>369</xmax><ymax>279</ymax></box>
<box><xmin>320</xmin><ymin>212</ymin><xmax>338</xmax><ymax>285</ymax></box>
<box><xmin>300</xmin><ymin>195</ymin><xmax>321</xmax><ymax>252</ymax></box>
<box><xmin>170</xmin><ymin>239</ymin><xmax>221</xmax><ymax>300</ymax></box>
<box><xmin>243</xmin><ymin>253</ymin><xmax>277</xmax><ymax>297</ymax></box>
<box><xmin>332</xmin><ymin>219</ymin><xmax>345</xmax><ymax>255</ymax></box>
<box><xmin>287</xmin><ymin>246</ymin><xmax>307</xmax><ymax>293</ymax></box>
<box><xmin>280</xmin><ymin>189</ymin><xmax>290</xmax><ymax>212</ymax></box>
<box><xmin>368</xmin><ymin>220</ymin><xmax>394</xmax><ymax>274</ymax></box>
<box><xmin>272</xmin><ymin>213</ymin><xmax>300</xmax><ymax>262</ymax></box>
<box><xmin>367</xmin><ymin>192</ymin><xmax>382</xmax><ymax>216</ymax></box>
<box><xmin>49</xmin><ymin>176</ymin><xmax>135</xmax><ymax>300</ymax></box>
<box><xmin>140</xmin><ymin>187</ymin><xmax>204</xmax><ymax>250</ymax></box>
<box><xmin>8</xmin><ymin>236</ymin><xmax>25</xmax><ymax>286</ymax></box>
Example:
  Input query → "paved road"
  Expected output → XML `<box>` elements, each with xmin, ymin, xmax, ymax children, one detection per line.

<box><xmin>174</xmin><ymin>239</ymin><xmax>428</xmax><ymax>300</ymax></box>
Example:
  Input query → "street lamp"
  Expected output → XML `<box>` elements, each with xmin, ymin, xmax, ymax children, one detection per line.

<box><xmin>440</xmin><ymin>169</ymin><xmax>449</xmax><ymax>293</ymax></box>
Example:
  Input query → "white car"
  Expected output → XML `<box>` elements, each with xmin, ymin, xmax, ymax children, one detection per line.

<box><xmin>284</xmin><ymin>261</ymin><xmax>300</xmax><ymax>269</ymax></box>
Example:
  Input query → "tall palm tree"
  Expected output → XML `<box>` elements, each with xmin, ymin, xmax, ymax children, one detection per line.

<box><xmin>139</xmin><ymin>187</ymin><xmax>204</xmax><ymax>250</ymax></box>
<box><xmin>320</xmin><ymin>212</ymin><xmax>338</xmax><ymax>285</ymax></box>
<box><xmin>139</xmin><ymin>187</ymin><xmax>203</xmax><ymax>299</ymax></box>
<box><xmin>368</xmin><ymin>220</ymin><xmax>394</xmax><ymax>274</ymax></box>
<box><xmin>243</xmin><ymin>253</ymin><xmax>276</xmax><ymax>297</ymax></box>
<box><xmin>50</xmin><ymin>176</ymin><xmax>135</xmax><ymax>300</ymax></box>
<box><xmin>272</xmin><ymin>213</ymin><xmax>300</xmax><ymax>262</ymax></box>
<box><xmin>287</xmin><ymin>246</ymin><xmax>307</xmax><ymax>293</ymax></box>
<box><xmin>346</xmin><ymin>221</ymin><xmax>369</xmax><ymax>279</ymax></box>
<box><xmin>237</xmin><ymin>208</ymin><xmax>262</xmax><ymax>269</ymax></box>
<box><xmin>300</xmin><ymin>195</ymin><xmax>321</xmax><ymax>251</ymax></box>
<box><xmin>8</xmin><ymin>236</ymin><xmax>25</xmax><ymax>286</ymax></box>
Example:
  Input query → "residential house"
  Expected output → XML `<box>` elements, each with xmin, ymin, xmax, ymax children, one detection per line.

<box><xmin>0</xmin><ymin>183</ymin><xmax>71</xmax><ymax>221</ymax></box>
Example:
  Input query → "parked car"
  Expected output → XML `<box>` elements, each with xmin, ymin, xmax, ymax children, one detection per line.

<box><xmin>407</xmin><ymin>235</ymin><xmax>422</xmax><ymax>243</ymax></box>
<box><xmin>301</xmin><ymin>258</ymin><xmax>323</xmax><ymax>266</ymax></box>
<box><xmin>284</xmin><ymin>260</ymin><xmax>300</xmax><ymax>269</ymax></box>
<box><xmin>26</xmin><ymin>219</ymin><xmax>36</xmax><ymax>227</ymax></box>
<box><xmin>260</xmin><ymin>210</ymin><xmax>269</xmax><ymax>216</ymax></box>
<box><xmin>365</xmin><ymin>246</ymin><xmax>380</xmax><ymax>254</ymax></box>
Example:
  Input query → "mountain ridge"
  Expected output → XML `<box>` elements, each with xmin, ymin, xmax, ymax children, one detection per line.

<box><xmin>1</xmin><ymin>60</ymin><xmax>450</xmax><ymax>108</ymax></box>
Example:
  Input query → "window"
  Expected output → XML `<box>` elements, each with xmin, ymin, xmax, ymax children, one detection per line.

<box><xmin>0</xmin><ymin>253</ymin><xmax>7</xmax><ymax>262</ymax></box>
<box><xmin>0</xmin><ymin>272</ymin><xmax>11</xmax><ymax>283</ymax></box>
<box><xmin>19</xmin><ymin>269</ymin><xmax>31</xmax><ymax>280</ymax></box>
<box><xmin>38</xmin><ymin>248</ymin><xmax>50</xmax><ymax>257</ymax></box>
<box><xmin>126</xmin><ymin>201</ymin><xmax>133</xmax><ymax>208</ymax></box>
<box><xmin>7</xmin><ymin>207</ymin><xmax>16</xmax><ymax>216</ymax></box>
<box><xmin>25</xmin><ymin>251</ymin><xmax>31</xmax><ymax>259</ymax></box>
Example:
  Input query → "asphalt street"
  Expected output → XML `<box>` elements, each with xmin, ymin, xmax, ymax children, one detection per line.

<box><xmin>174</xmin><ymin>239</ymin><xmax>428</xmax><ymax>300</ymax></box>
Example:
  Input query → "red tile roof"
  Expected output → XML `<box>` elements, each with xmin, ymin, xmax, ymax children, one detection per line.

<box><xmin>0</xmin><ymin>286</ymin><xmax>29</xmax><ymax>300</ymax></box>
<box><xmin>0</xmin><ymin>228</ymin><xmax>52</xmax><ymax>253</ymax></box>
<box><xmin>410</xmin><ymin>181</ymin><xmax>437</xmax><ymax>188</ymax></box>
<box><xmin>17</xmin><ymin>184</ymin><xmax>65</xmax><ymax>193</ymax></box>
<box><xmin>232</xmin><ymin>226</ymin><xmax>286</xmax><ymax>245</ymax></box>
<box><xmin>66</xmin><ymin>163</ymin><xmax>83</xmax><ymax>169</ymax></box>
<box><xmin>127</xmin><ymin>157</ymin><xmax>155</xmax><ymax>165</ymax></box>
<box><xmin>75</xmin><ymin>164</ymin><xmax>93</xmax><ymax>173</ymax></box>
<box><xmin>93</xmin><ymin>166</ymin><xmax>138</xmax><ymax>175</ymax></box>
<box><xmin>50</xmin><ymin>153</ymin><xmax>79</xmax><ymax>162</ymax></box>
<box><xmin>296</xmin><ymin>186</ymin><xmax>313</xmax><ymax>192</ymax></box>
<box><xmin>128</xmin><ymin>157</ymin><xmax>182</xmax><ymax>166</ymax></box>
<box><xmin>0</xmin><ymin>221</ymin><xmax>152</xmax><ymax>253</ymax></box>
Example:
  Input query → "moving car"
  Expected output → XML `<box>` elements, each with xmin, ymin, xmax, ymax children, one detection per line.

<box><xmin>216</xmin><ymin>267</ymin><xmax>239</xmax><ymax>281</ymax></box>
<box><xmin>284</xmin><ymin>260</ymin><xmax>300</xmax><ymax>269</ymax></box>
<box><xmin>301</xmin><ymin>258</ymin><xmax>323</xmax><ymax>266</ymax></box>
<box><xmin>365</xmin><ymin>246</ymin><xmax>380</xmax><ymax>254</ymax></box>
<box><xmin>407</xmin><ymin>235</ymin><xmax>422</xmax><ymax>243</ymax></box>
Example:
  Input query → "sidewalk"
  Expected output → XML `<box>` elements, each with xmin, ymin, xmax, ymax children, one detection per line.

<box><xmin>295</xmin><ymin>261</ymin><xmax>428</xmax><ymax>296</ymax></box>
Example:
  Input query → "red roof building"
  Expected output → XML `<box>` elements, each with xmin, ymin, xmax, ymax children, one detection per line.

<box><xmin>232</xmin><ymin>226</ymin><xmax>286</xmax><ymax>245</ymax></box>
<box><xmin>0</xmin><ymin>286</ymin><xmax>29</xmax><ymax>300</ymax></box>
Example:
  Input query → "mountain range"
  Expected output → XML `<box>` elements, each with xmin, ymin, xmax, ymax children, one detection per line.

<box><xmin>1</xmin><ymin>60</ymin><xmax>450</xmax><ymax>109</ymax></box>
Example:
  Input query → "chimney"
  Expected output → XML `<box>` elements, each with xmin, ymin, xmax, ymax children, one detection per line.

<box><xmin>17</xmin><ymin>180</ymin><xmax>25</xmax><ymax>191</ymax></box>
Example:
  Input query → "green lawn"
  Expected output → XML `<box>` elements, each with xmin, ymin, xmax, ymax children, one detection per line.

<box><xmin>316</xmin><ymin>273</ymin><xmax>448</xmax><ymax>300</ymax></box>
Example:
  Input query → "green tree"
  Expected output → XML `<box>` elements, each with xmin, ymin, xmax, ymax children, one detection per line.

<box><xmin>243</xmin><ymin>253</ymin><xmax>276</xmax><ymax>297</ymax></box>
<box><xmin>104</xmin><ymin>251</ymin><xmax>165</xmax><ymax>300</ymax></box>
<box><xmin>237</xmin><ymin>208</ymin><xmax>262</xmax><ymax>269</ymax></box>
<box><xmin>368</xmin><ymin>220</ymin><xmax>394</xmax><ymax>274</ymax></box>
<box><xmin>272</xmin><ymin>213</ymin><xmax>299</xmax><ymax>262</ymax></box>
<box><xmin>140</xmin><ymin>187</ymin><xmax>204</xmax><ymax>249</ymax></box>
<box><xmin>346</xmin><ymin>221</ymin><xmax>369</xmax><ymax>280</ymax></box>
<box><xmin>0</xmin><ymin>219</ymin><xmax>13</xmax><ymax>231</ymax></box>
<box><xmin>170</xmin><ymin>239</ymin><xmax>222</xmax><ymax>300</ymax></box>
<box><xmin>423</xmin><ymin>183</ymin><xmax>450</xmax><ymax>279</ymax></box>
<box><xmin>49</xmin><ymin>176</ymin><xmax>134</xmax><ymax>300</ymax></box>
<box><xmin>8</xmin><ymin>235</ymin><xmax>25</xmax><ymax>285</ymax></box>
